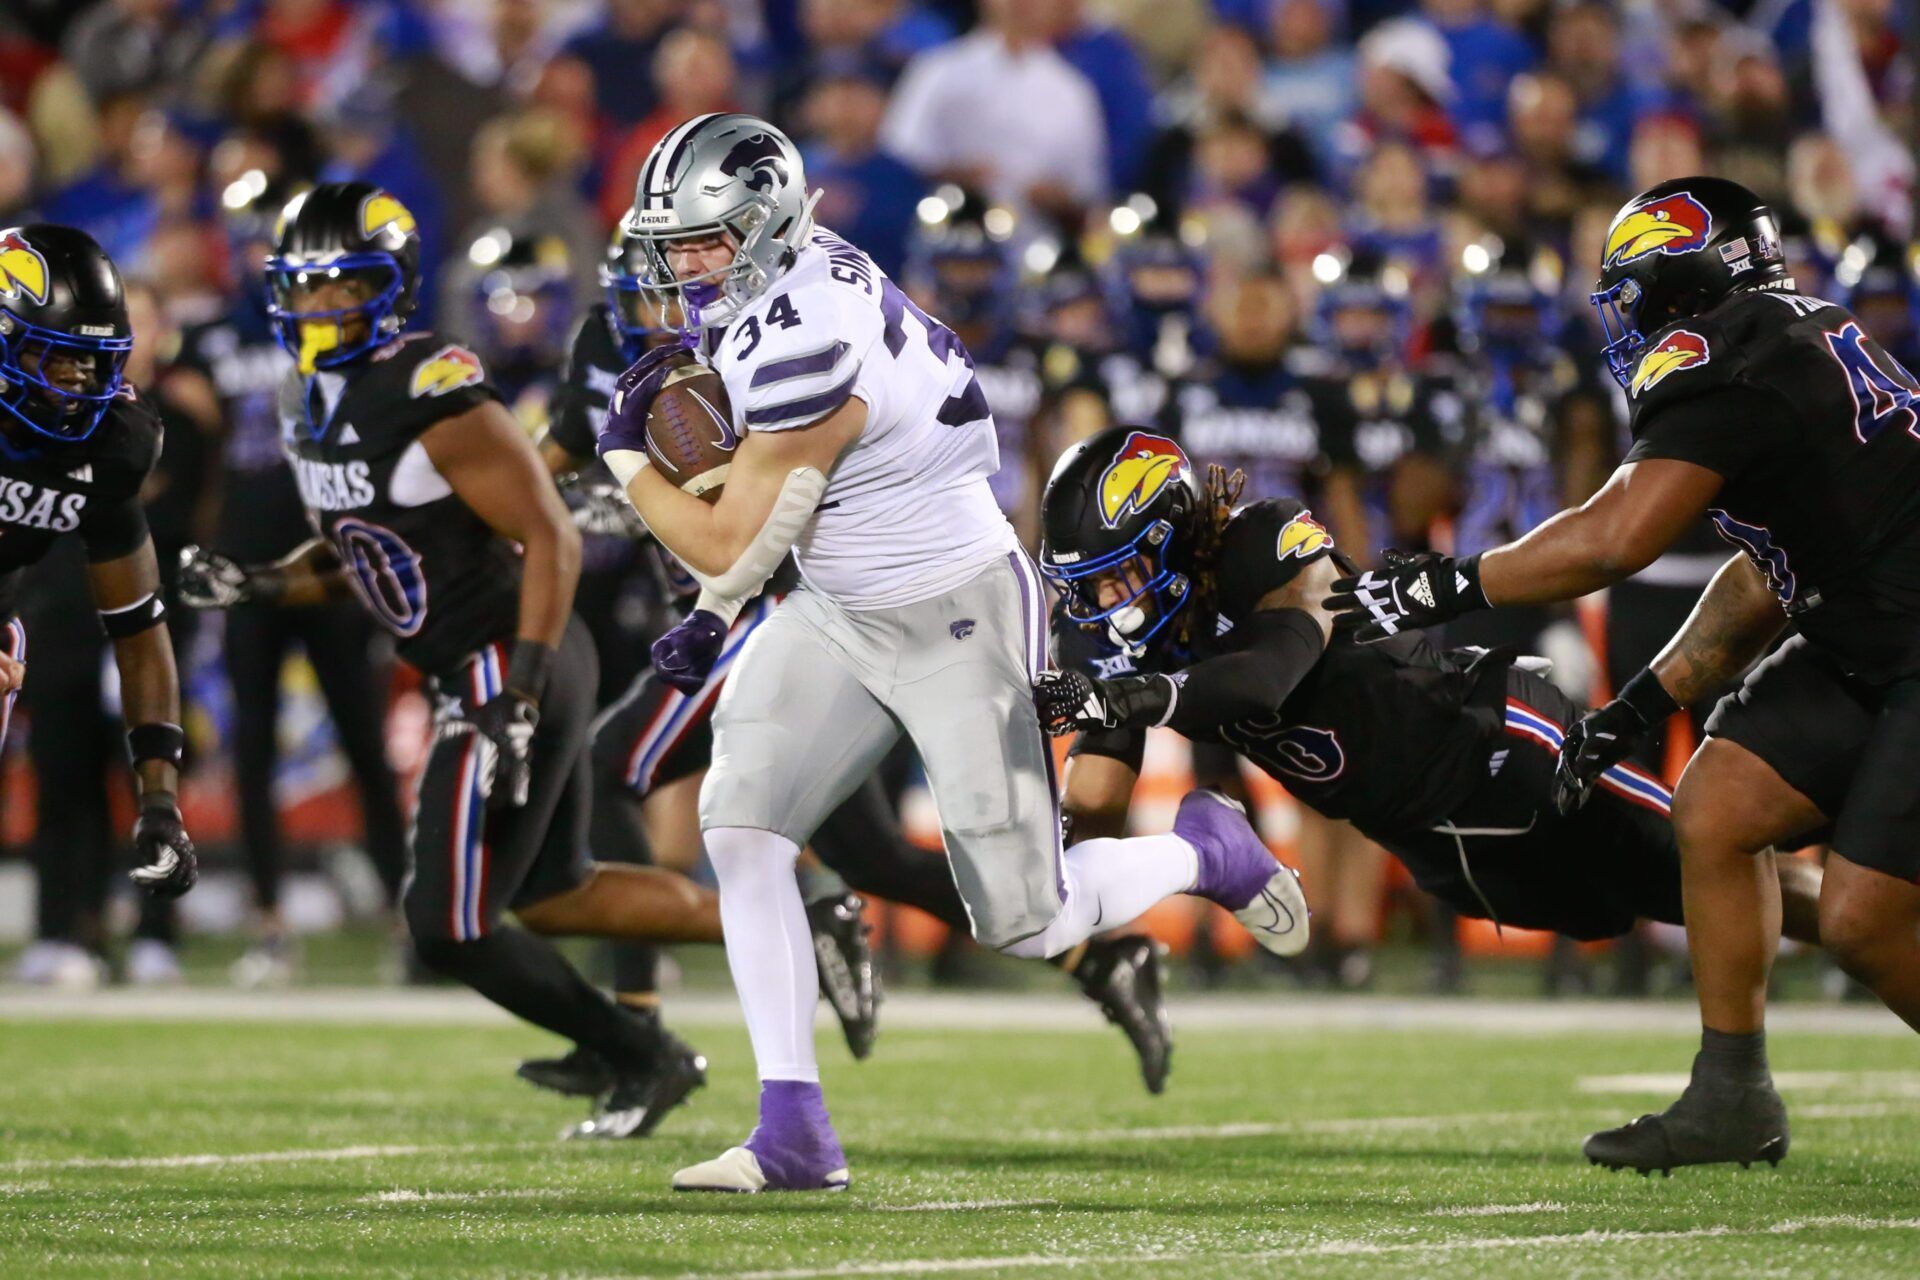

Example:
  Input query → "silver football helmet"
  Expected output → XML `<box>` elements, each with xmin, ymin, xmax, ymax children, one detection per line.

<box><xmin>623</xmin><ymin>113</ymin><xmax>819</xmax><ymax>329</ymax></box>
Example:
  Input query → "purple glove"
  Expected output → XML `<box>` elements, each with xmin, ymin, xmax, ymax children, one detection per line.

<box><xmin>651</xmin><ymin>608</ymin><xmax>728</xmax><ymax>693</ymax></box>
<box><xmin>597</xmin><ymin>343</ymin><xmax>695</xmax><ymax>460</ymax></box>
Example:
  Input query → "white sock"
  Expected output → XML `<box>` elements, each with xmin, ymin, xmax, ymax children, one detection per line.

<box><xmin>705</xmin><ymin>826</ymin><xmax>819</xmax><ymax>1082</ymax></box>
<box><xmin>999</xmin><ymin>832</ymin><xmax>1199</xmax><ymax>960</ymax></box>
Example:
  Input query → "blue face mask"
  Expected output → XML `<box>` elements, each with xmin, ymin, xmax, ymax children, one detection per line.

<box><xmin>263</xmin><ymin>254</ymin><xmax>405</xmax><ymax>374</ymax></box>
<box><xmin>1041</xmin><ymin>519</ymin><xmax>1191</xmax><ymax>656</ymax></box>
<box><xmin>0</xmin><ymin>311</ymin><xmax>132</xmax><ymax>442</ymax></box>
<box><xmin>1588</xmin><ymin>277</ymin><xmax>1646</xmax><ymax>389</ymax></box>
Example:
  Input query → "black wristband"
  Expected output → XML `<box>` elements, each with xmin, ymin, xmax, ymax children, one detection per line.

<box><xmin>1618</xmin><ymin>667</ymin><xmax>1682</xmax><ymax>726</ymax></box>
<box><xmin>506</xmin><ymin>639</ymin><xmax>556</xmax><ymax>703</ymax></box>
<box><xmin>1454</xmin><ymin>553</ymin><xmax>1490</xmax><ymax>610</ymax></box>
<box><xmin>139</xmin><ymin>788</ymin><xmax>180</xmax><ymax>817</ymax></box>
<box><xmin>128</xmin><ymin>722</ymin><xmax>186</xmax><ymax>768</ymax></box>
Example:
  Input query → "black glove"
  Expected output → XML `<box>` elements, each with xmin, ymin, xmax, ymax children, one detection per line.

<box><xmin>128</xmin><ymin>791</ymin><xmax>197</xmax><ymax>898</ymax></box>
<box><xmin>1033</xmin><ymin>669</ymin><xmax>1176</xmax><ymax>736</ymax></box>
<box><xmin>1552</xmin><ymin>668</ymin><xmax>1679</xmax><ymax>814</ymax></box>
<box><xmin>470</xmin><ymin>693</ymin><xmax>539</xmax><ymax>809</ymax></box>
<box><xmin>1327</xmin><ymin>550</ymin><xmax>1489</xmax><ymax>643</ymax></box>
<box><xmin>651</xmin><ymin>608</ymin><xmax>728</xmax><ymax>694</ymax></box>
<box><xmin>176</xmin><ymin>545</ymin><xmax>253</xmax><ymax>609</ymax></box>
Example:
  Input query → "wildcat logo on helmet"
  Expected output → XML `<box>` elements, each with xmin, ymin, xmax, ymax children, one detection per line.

<box><xmin>1097</xmin><ymin>432</ymin><xmax>1186</xmax><ymax>529</ymax></box>
<box><xmin>359</xmin><ymin>192</ymin><xmax>417</xmax><ymax>244</ymax></box>
<box><xmin>1604</xmin><ymin>192</ymin><xmax>1712</xmax><ymax>268</ymax></box>
<box><xmin>1631</xmin><ymin>329</ymin><xmax>1711</xmax><ymax>395</ymax></box>
<box><xmin>1276</xmin><ymin>512</ymin><xmax>1332</xmax><ymax>562</ymax></box>
<box><xmin>410</xmin><ymin>344</ymin><xmax>484</xmax><ymax>398</ymax></box>
<box><xmin>0</xmin><ymin>230</ymin><xmax>50</xmax><ymax>305</ymax></box>
<box><xmin>713</xmin><ymin>133</ymin><xmax>788</xmax><ymax>196</ymax></box>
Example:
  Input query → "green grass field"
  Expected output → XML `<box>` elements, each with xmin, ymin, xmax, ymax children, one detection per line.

<box><xmin>4</xmin><ymin>996</ymin><xmax>1919</xmax><ymax>1279</ymax></box>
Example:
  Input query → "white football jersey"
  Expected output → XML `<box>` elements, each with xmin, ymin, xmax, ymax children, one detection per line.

<box><xmin>705</xmin><ymin>228</ymin><xmax>1015</xmax><ymax>609</ymax></box>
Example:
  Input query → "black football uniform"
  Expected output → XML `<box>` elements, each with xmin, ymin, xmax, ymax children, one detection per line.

<box><xmin>1322</xmin><ymin>361</ymin><xmax>1460</xmax><ymax>549</ymax></box>
<box><xmin>179</xmin><ymin>301</ymin><xmax>411</xmax><ymax>910</ymax></box>
<box><xmin>276</xmin><ymin>332</ymin><xmax>595</xmax><ymax>938</ymax></box>
<box><xmin>1058</xmin><ymin>496</ymin><xmax>1685</xmax><ymax>939</ymax></box>
<box><xmin>1620</xmin><ymin>288</ymin><xmax>1920</xmax><ymax>880</ymax></box>
<box><xmin>0</xmin><ymin>386</ymin><xmax>161</xmax><ymax>747</ymax></box>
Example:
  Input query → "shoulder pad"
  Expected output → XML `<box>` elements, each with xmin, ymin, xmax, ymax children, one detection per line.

<box><xmin>720</xmin><ymin>283</ymin><xmax>880</xmax><ymax>433</ymax></box>
<box><xmin>1627</xmin><ymin>314</ymin><xmax>1741</xmax><ymax>413</ymax></box>
<box><xmin>94</xmin><ymin>386</ymin><xmax>165</xmax><ymax>480</ymax></box>
<box><xmin>395</xmin><ymin>339</ymin><xmax>488</xmax><ymax>400</ymax></box>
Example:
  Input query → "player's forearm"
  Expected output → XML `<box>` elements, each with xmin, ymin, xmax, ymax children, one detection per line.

<box><xmin>1478</xmin><ymin>504</ymin><xmax>1653</xmax><ymax>606</ymax></box>
<box><xmin>112</xmin><ymin>628</ymin><xmax>180</xmax><ymax>797</ymax></box>
<box><xmin>259</xmin><ymin>540</ymin><xmax>351</xmax><ymax>607</ymax></box>
<box><xmin>623</xmin><ymin>463</ymin><xmax>736</xmax><ymax>574</ymax></box>
<box><xmin>514</xmin><ymin>514</ymin><xmax>581</xmax><ymax>651</ymax></box>
<box><xmin>1648</xmin><ymin>556</ymin><xmax>1786</xmax><ymax>707</ymax></box>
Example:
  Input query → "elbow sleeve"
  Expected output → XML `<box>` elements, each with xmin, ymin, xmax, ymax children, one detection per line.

<box><xmin>693</xmin><ymin>466</ymin><xmax>826</xmax><ymax>601</ymax></box>
<box><xmin>1164</xmin><ymin>609</ymin><xmax>1326</xmax><ymax>736</ymax></box>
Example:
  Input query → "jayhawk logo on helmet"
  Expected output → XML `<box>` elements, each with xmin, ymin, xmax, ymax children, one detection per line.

<box><xmin>1631</xmin><ymin>329</ymin><xmax>1711</xmax><ymax>395</ymax></box>
<box><xmin>359</xmin><ymin>191</ymin><xmax>417</xmax><ymax>246</ymax></box>
<box><xmin>0</xmin><ymin>229</ymin><xmax>50</xmax><ymax>306</ymax></box>
<box><xmin>1604</xmin><ymin>193</ymin><xmax>1713</xmax><ymax>268</ymax></box>
<box><xmin>1276</xmin><ymin>512</ymin><xmax>1332</xmax><ymax>562</ymax></box>
<box><xmin>1097</xmin><ymin>431</ymin><xmax>1186</xmax><ymax>529</ymax></box>
<box><xmin>410</xmin><ymin>344</ymin><xmax>484</xmax><ymax>398</ymax></box>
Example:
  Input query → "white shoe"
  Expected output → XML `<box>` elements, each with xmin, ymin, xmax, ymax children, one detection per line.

<box><xmin>671</xmin><ymin>1146</ymin><xmax>849</xmax><ymax>1193</ymax></box>
<box><xmin>126</xmin><ymin>939</ymin><xmax>185</xmax><ymax>987</ymax></box>
<box><xmin>1234</xmin><ymin>862</ymin><xmax>1311</xmax><ymax>958</ymax></box>
<box><xmin>10</xmin><ymin>941</ymin><xmax>105</xmax><ymax>990</ymax></box>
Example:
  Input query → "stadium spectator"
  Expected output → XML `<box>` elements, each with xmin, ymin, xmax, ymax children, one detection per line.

<box><xmin>1260</xmin><ymin>0</ymin><xmax>1357</xmax><ymax>169</ymax></box>
<box><xmin>597</xmin><ymin>26</ymin><xmax>740</xmax><ymax>229</ymax></box>
<box><xmin>1336</xmin><ymin>17</ymin><xmax>1458</xmax><ymax>181</ymax></box>
<box><xmin>0</xmin><ymin>108</ymin><xmax>34</xmax><ymax>218</ymax></box>
<box><xmin>1701</xmin><ymin>27</ymin><xmax>1796</xmax><ymax>209</ymax></box>
<box><xmin>559</xmin><ymin>0</ymin><xmax>688</xmax><ymax>128</ymax></box>
<box><xmin>1544</xmin><ymin>1</ymin><xmax>1654</xmax><ymax>182</ymax></box>
<box><xmin>1453</xmin><ymin>142</ymin><xmax>1531</xmax><ymax>244</ymax></box>
<box><xmin>1421</xmin><ymin>0</ymin><xmax>1537</xmax><ymax>139</ymax></box>
<box><xmin>798</xmin><ymin>60</ymin><xmax>925</xmax><ymax>277</ymax></box>
<box><xmin>1506</xmin><ymin>71</ymin><xmax>1610</xmax><ymax>238</ymax></box>
<box><xmin>37</xmin><ymin>89</ymin><xmax>158</xmax><ymax>267</ymax></box>
<box><xmin>1347</xmin><ymin>142</ymin><xmax>1445</xmax><ymax>287</ymax></box>
<box><xmin>1145</xmin><ymin>25</ymin><xmax>1316</xmax><ymax>223</ymax></box>
<box><xmin>882</xmin><ymin>0</ymin><xmax>1108</xmax><ymax>232</ymax></box>
<box><xmin>1046</xmin><ymin>0</ymin><xmax>1156</xmax><ymax>194</ymax></box>
<box><xmin>60</xmin><ymin>0</ymin><xmax>209</xmax><ymax>103</ymax></box>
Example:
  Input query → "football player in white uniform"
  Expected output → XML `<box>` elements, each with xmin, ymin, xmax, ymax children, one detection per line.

<box><xmin>597</xmin><ymin>114</ymin><xmax>1309</xmax><ymax>1193</ymax></box>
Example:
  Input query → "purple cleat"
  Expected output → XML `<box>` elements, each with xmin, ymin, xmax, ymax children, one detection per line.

<box><xmin>671</xmin><ymin>1080</ymin><xmax>849</xmax><ymax>1192</ymax></box>
<box><xmin>1174</xmin><ymin>789</ymin><xmax>1310</xmax><ymax>957</ymax></box>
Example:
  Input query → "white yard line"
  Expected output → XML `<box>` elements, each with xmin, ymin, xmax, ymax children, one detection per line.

<box><xmin>688</xmin><ymin>1217</ymin><xmax>1920</xmax><ymax>1280</ymax></box>
<box><xmin>1</xmin><ymin>988</ymin><xmax>1908</xmax><ymax>1036</ymax></box>
<box><xmin>5</xmin><ymin>1141</ymin><xmax>541</xmax><ymax>1172</ymax></box>
<box><xmin>871</xmin><ymin>1199</ymin><xmax>1060</xmax><ymax>1213</ymax></box>
<box><xmin>1432</xmin><ymin>1201</ymin><xmax>1565</xmax><ymax>1217</ymax></box>
<box><xmin>361</xmin><ymin>1188</ymin><xmax>564</xmax><ymax>1205</ymax></box>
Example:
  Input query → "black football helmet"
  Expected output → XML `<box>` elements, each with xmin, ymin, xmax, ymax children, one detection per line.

<box><xmin>1039</xmin><ymin>426</ymin><xmax>1200</xmax><ymax>654</ymax></box>
<box><xmin>904</xmin><ymin>185</ymin><xmax>1013</xmax><ymax>331</ymax></box>
<box><xmin>1455</xmin><ymin>236</ymin><xmax>1562</xmax><ymax>357</ymax></box>
<box><xmin>602</xmin><ymin>223</ymin><xmax>683</xmax><ymax>359</ymax></box>
<box><xmin>1590</xmin><ymin>176</ymin><xmax>1790</xmax><ymax>387</ymax></box>
<box><xmin>264</xmin><ymin>181</ymin><xmax>422</xmax><ymax>373</ymax></box>
<box><xmin>0</xmin><ymin>224</ymin><xmax>133</xmax><ymax>442</ymax></box>
<box><xmin>467</xmin><ymin>226</ymin><xmax>576</xmax><ymax>371</ymax></box>
<box><xmin>1311</xmin><ymin>245</ymin><xmax>1411</xmax><ymax>363</ymax></box>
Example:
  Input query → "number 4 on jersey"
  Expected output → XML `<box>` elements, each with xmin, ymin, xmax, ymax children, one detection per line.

<box><xmin>1825</xmin><ymin>321</ymin><xmax>1919</xmax><ymax>443</ymax></box>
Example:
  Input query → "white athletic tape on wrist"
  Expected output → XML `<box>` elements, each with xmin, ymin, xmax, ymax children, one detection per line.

<box><xmin>602</xmin><ymin>448</ymin><xmax>649</xmax><ymax>490</ymax></box>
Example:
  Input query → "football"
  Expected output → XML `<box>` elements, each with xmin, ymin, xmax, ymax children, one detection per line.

<box><xmin>644</xmin><ymin>357</ymin><xmax>737</xmax><ymax>504</ymax></box>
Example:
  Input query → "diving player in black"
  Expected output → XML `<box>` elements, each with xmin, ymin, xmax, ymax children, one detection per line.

<box><xmin>0</xmin><ymin>224</ymin><xmax>197</xmax><ymax>903</ymax></box>
<box><xmin>1327</xmin><ymin>176</ymin><xmax>1920</xmax><ymax>1174</ymax></box>
<box><xmin>174</xmin><ymin>183</ymin><xmax>722</xmax><ymax>1138</ymax></box>
<box><xmin>1032</xmin><ymin>429</ymin><xmax>1822</xmax><ymax>977</ymax></box>
<box><xmin>534</xmin><ymin>227</ymin><xmax>1181</xmax><ymax>1095</ymax></box>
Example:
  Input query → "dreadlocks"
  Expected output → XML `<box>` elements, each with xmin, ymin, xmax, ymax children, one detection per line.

<box><xmin>1178</xmin><ymin>463</ymin><xmax>1246</xmax><ymax>648</ymax></box>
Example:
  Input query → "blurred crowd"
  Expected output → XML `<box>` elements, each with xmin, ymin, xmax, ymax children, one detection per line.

<box><xmin>1</xmin><ymin>0</ymin><xmax>1916</xmax><ymax>993</ymax></box>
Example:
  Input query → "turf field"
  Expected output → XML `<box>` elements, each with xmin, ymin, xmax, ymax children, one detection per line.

<box><xmin>3</xmin><ymin>992</ymin><xmax>1918</xmax><ymax>1279</ymax></box>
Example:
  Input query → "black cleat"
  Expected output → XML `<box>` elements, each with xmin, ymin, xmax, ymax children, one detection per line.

<box><xmin>1584</xmin><ymin>1075</ymin><xmax>1789</xmax><ymax>1175</ymax></box>
<box><xmin>1074</xmin><ymin>935</ymin><xmax>1173</xmax><ymax>1095</ymax></box>
<box><xmin>517</xmin><ymin>1044</ymin><xmax>616</xmax><ymax>1099</ymax></box>
<box><xmin>808</xmin><ymin>893</ymin><xmax>879</xmax><ymax>1060</ymax></box>
<box><xmin>564</xmin><ymin>1034</ymin><xmax>707</xmax><ymax>1140</ymax></box>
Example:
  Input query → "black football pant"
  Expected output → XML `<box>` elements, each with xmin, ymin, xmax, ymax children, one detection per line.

<box><xmin>18</xmin><ymin>540</ymin><xmax>174</xmax><ymax>950</ymax></box>
<box><xmin>405</xmin><ymin>619</ymin><xmax>659</xmax><ymax>1064</ymax></box>
<box><xmin>224</xmin><ymin>600</ymin><xmax>409</xmax><ymax>911</ymax></box>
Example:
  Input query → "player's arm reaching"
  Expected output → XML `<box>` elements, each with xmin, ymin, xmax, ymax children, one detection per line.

<box><xmin>88</xmin><ymin>539</ymin><xmax>197</xmax><ymax>899</ymax></box>
<box><xmin>1036</xmin><ymin>557</ymin><xmax>1338</xmax><ymax>739</ymax></box>
<box><xmin>422</xmin><ymin>399</ymin><xmax>582</xmax><ymax>806</ymax></box>
<box><xmin>177</xmin><ymin>537</ymin><xmax>353</xmax><ymax>609</ymax></box>
<box><xmin>1553</xmin><ymin>553</ymin><xmax>1785</xmax><ymax>811</ymax></box>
